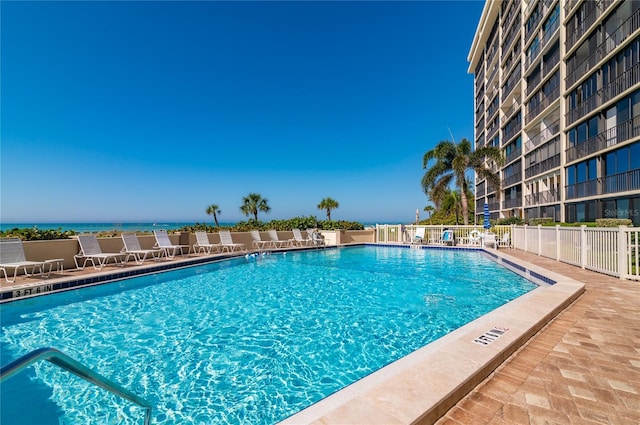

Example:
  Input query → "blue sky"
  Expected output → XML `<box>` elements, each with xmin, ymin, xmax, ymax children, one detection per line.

<box><xmin>1</xmin><ymin>1</ymin><xmax>484</xmax><ymax>224</ymax></box>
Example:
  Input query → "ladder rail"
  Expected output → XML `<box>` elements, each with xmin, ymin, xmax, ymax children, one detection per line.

<box><xmin>1</xmin><ymin>347</ymin><xmax>152</xmax><ymax>425</ymax></box>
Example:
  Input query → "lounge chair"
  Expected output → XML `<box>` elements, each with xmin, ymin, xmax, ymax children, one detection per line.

<box><xmin>412</xmin><ymin>227</ymin><xmax>426</xmax><ymax>244</ymax></box>
<box><xmin>267</xmin><ymin>230</ymin><xmax>292</xmax><ymax>248</ymax></box>
<box><xmin>292</xmin><ymin>228</ymin><xmax>313</xmax><ymax>247</ymax></box>
<box><xmin>153</xmin><ymin>230</ymin><xmax>191</xmax><ymax>259</ymax></box>
<box><xmin>121</xmin><ymin>233</ymin><xmax>163</xmax><ymax>264</ymax></box>
<box><xmin>441</xmin><ymin>230</ymin><xmax>456</xmax><ymax>246</ymax></box>
<box><xmin>483</xmin><ymin>233</ymin><xmax>498</xmax><ymax>249</ymax></box>
<box><xmin>498</xmin><ymin>232</ymin><xmax>510</xmax><ymax>248</ymax></box>
<box><xmin>307</xmin><ymin>228</ymin><xmax>325</xmax><ymax>246</ymax></box>
<box><xmin>218</xmin><ymin>230</ymin><xmax>246</xmax><ymax>253</ymax></box>
<box><xmin>75</xmin><ymin>235</ymin><xmax>125</xmax><ymax>270</ymax></box>
<box><xmin>193</xmin><ymin>231</ymin><xmax>222</xmax><ymax>254</ymax></box>
<box><xmin>0</xmin><ymin>238</ymin><xmax>52</xmax><ymax>282</ymax></box>
<box><xmin>250</xmin><ymin>230</ymin><xmax>272</xmax><ymax>250</ymax></box>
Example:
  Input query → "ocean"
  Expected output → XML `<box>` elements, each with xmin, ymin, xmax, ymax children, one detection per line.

<box><xmin>0</xmin><ymin>222</ymin><xmax>227</xmax><ymax>233</ymax></box>
<box><xmin>1</xmin><ymin>221</ymin><xmax>381</xmax><ymax>233</ymax></box>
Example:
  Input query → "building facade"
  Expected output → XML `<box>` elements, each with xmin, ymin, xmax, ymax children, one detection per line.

<box><xmin>468</xmin><ymin>0</ymin><xmax>640</xmax><ymax>225</ymax></box>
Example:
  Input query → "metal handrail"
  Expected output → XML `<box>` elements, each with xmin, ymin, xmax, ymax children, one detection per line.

<box><xmin>1</xmin><ymin>347</ymin><xmax>152</xmax><ymax>425</ymax></box>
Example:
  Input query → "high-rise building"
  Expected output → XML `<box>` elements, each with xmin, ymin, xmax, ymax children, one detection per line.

<box><xmin>468</xmin><ymin>0</ymin><xmax>640</xmax><ymax>225</ymax></box>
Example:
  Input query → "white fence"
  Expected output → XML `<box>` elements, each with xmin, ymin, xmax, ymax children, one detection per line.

<box><xmin>376</xmin><ymin>224</ymin><xmax>640</xmax><ymax>281</ymax></box>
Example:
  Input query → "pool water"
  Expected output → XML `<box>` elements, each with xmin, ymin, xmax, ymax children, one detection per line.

<box><xmin>0</xmin><ymin>246</ymin><xmax>537</xmax><ymax>425</ymax></box>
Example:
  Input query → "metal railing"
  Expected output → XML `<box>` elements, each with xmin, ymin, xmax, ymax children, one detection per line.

<box><xmin>1</xmin><ymin>347</ymin><xmax>152</xmax><ymax>425</ymax></box>
<box><xmin>566</xmin><ymin>169</ymin><xmax>640</xmax><ymax>199</ymax></box>
<box><xmin>566</xmin><ymin>114</ymin><xmax>640</xmax><ymax>163</ymax></box>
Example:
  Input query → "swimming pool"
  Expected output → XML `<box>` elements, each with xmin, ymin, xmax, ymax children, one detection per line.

<box><xmin>1</xmin><ymin>246</ymin><xmax>538</xmax><ymax>425</ymax></box>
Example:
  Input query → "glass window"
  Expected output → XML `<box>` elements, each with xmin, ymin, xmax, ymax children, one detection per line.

<box><xmin>567</xmin><ymin>165</ymin><xmax>576</xmax><ymax>185</ymax></box>
<box><xmin>631</xmin><ymin>142</ymin><xmax>640</xmax><ymax>169</ymax></box>
<box><xmin>606</xmin><ymin>151</ymin><xmax>617</xmax><ymax>176</ymax></box>
<box><xmin>618</xmin><ymin>97</ymin><xmax>630</xmax><ymax>122</ymax></box>
<box><xmin>618</xmin><ymin>146</ymin><xmax>630</xmax><ymax>172</ymax></box>
<box><xmin>618</xmin><ymin>199</ymin><xmax>630</xmax><ymax>218</ymax></box>
<box><xmin>588</xmin><ymin>117</ymin><xmax>598</xmax><ymax>139</ymax></box>
<box><xmin>587</xmin><ymin>158</ymin><xmax>597</xmax><ymax>180</ymax></box>
<box><xmin>603</xmin><ymin>200</ymin><xmax>617</xmax><ymax>218</ymax></box>
<box><xmin>576</xmin><ymin>203</ymin><xmax>585</xmax><ymax>222</ymax></box>
<box><xmin>577</xmin><ymin>161</ymin><xmax>587</xmax><ymax>182</ymax></box>
<box><xmin>577</xmin><ymin>122</ymin><xmax>587</xmax><ymax>144</ymax></box>
<box><xmin>568</xmin><ymin>128</ymin><xmax>577</xmax><ymax>146</ymax></box>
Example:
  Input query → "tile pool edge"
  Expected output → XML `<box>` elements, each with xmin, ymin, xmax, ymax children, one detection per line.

<box><xmin>279</xmin><ymin>248</ymin><xmax>585</xmax><ymax>425</ymax></box>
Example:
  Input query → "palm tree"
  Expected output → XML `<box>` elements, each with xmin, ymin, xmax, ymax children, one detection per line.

<box><xmin>317</xmin><ymin>197</ymin><xmax>339</xmax><ymax>221</ymax></box>
<box><xmin>423</xmin><ymin>205</ymin><xmax>435</xmax><ymax>225</ymax></box>
<box><xmin>421</xmin><ymin>138</ymin><xmax>503</xmax><ymax>225</ymax></box>
<box><xmin>441</xmin><ymin>190</ymin><xmax>463</xmax><ymax>225</ymax></box>
<box><xmin>240</xmin><ymin>193</ymin><xmax>271</xmax><ymax>221</ymax></box>
<box><xmin>205</xmin><ymin>204</ymin><xmax>221</xmax><ymax>227</ymax></box>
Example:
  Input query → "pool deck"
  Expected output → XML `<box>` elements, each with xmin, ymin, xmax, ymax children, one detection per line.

<box><xmin>1</xmin><ymin>247</ymin><xmax>639</xmax><ymax>424</ymax></box>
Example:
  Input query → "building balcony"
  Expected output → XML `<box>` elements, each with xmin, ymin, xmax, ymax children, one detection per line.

<box><xmin>566</xmin><ymin>7</ymin><xmax>640</xmax><ymax>88</ymax></box>
<box><xmin>525</xmin><ymin>121</ymin><xmax>560</xmax><ymax>151</ymax></box>
<box><xmin>488</xmin><ymin>202</ymin><xmax>501</xmax><ymax>211</ymax></box>
<box><xmin>525</xmin><ymin>188</ymin><xmax>560</xmax><ymax>206</ymax></box>
<box><xmin>525</xmin><ymin>42</ymin><xmax>542</xmax><ymax>70</ymax></box>
<box><xmin>542</xmin><ymin>46</ymin><xmax>560</xmax><ymax>79</ymax></box>
<box><xmin>526</xmin><ymin>71</ymin><xmax>542</xmax><ymax>97</ymax></box>
<box><xmin>475</xmin><ymin>133</ymin><xmax>485</xmax><ymax>149</ymax></box>
<box><xmin>565</xmin><ymin>0</ymin><xmax>615</xmax><ymax>52</ymax></box>
<box><xmin>505</xmin><ymin>146</ymin><xmax>522</xmax><ymax>165</ymax></box>
<box><xmin>564</xmin><ymin>0</ymin><xmax>581</xmax><ymax>17</ymax></box>
<box><xmin>502</xmin><ymin>17</ymin><xmax>522</xmax><ymax>53</ymax></box>
<box><xmin>566</xmin><ymin>169</ymin><xmax>640</xmax><ymax>199</ymax></box>
<box><xmin>504</xmin><ymin>172</ymin><xmax>523</xmax><ymax>187</ymax></box>
<box><xmin>503</xmin><ymin>197</ymin><xmax>523</xmax><ymax>209</ymax></box>
<box><xmin>502</xmin><ymin>120</ymin><xmax>522</xmax><ymax>144</ymax></box>
<box><xmin>526</xmin><ymin>85</ymin><xmax>560</xmax><ymax>124</ymax></box>
<box><xmin>566</xmin><ymin>114</ymin><xmax>640</xmax><ymax>163</ymax></box>
<box><xmin>540</xmin><ymin>14</ymin><xmax>560</xmax><ymax>49</ymax></box>
<box><xmin>565</xmin><ymin>89</ymin><xmax>602</xmax><ymax>126</ymax></box>
<box><xmin>602</xmin><ymin>62</ymin><xmax>640</xmax><ymax>105</ymax></box>
<box><xmin>525</xmin><ymin>153</ymin><xmax>561</xmax><ymax>179</ymax></box>
<box><xmin>503</xmin><ymin>102</ymin><xmax>521</xmax><ymax>121</ymax></box>
<box><xmin>502</xmin><ymin>67</ymin><xmax>522</xmax><ymax>99</ymax></box>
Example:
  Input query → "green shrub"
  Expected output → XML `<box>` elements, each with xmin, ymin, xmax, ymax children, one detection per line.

<box><xmin>595</xmin><ymin>218</ymin><xmax>633</xmax><ymax>227</ymax></box>
<box><xmin>0</xmin><ymin>227</ymin><xmax>77</xmax><ymax>241</ymax></box>
<box><xmin>496</xmin><ymin>217</ymin><xmax>524</xmax><ymax>225</ymax></box>
<box><xmin>528</xmin><ymin>217</ymin><xmax>555</xmax><ymax>226</ymax></box>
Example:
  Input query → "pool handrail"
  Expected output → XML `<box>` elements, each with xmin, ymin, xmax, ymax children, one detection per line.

<box><xmin>0</xmin><ymin>347</ymin><xmax>152</xmax><ymax>425</ymax></box>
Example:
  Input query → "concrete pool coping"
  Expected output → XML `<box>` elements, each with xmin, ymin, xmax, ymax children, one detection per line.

<box><xmin>0</xmin><ymin>244</ymin><xmax>585</xmax><ymax>424</ymax></box>
<box><xmin>279</xmin><ymin>246</ymin><xmax>585</xmax><ymax>425</ymax></box>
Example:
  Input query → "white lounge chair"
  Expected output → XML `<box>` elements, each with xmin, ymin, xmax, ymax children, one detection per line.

<box><xmin>121</xmin><ymin>233</ymin><xmax>163</xmax><ymax>264</ymax></box>
<box><xmin>218</xmin><ymin>230</ymin><xmax>245</xmax><ymax>253</ymax></box>
<box><xmin>307</xmin><ymin>228</ymin><xmax>325</xmax><ymax>246</ymax></box>
<box><xmin>250</xmin><ymin>230</ymin><xmax>272</xmax><ymax>250</ymax></box>
<box><xmin>483</xmin><ymin>233</ymin><xmax>498</xmax><ymax>249</ymax></box>
<box><xmin>498</xmin><ymin>232</ymin><xmax>511</xmax><ymax>248</ymax></box>
<box><xmin>267</xmin><ymin>230</ymin><xmax>292</xmax><ymax>248</ymax></box>
<box><xmin>75</xmin><ymin>235</ymin><xmax>125</xmax><ymax>270</ymax></box>
<box><xmin>153</xmin><ymin>230</ymin><xmax>191</xmax><ymax>259</ymax></box>
<box><xmin>412</xmin><ymin>227</ymin><xmax>426</xmax><ymax>244</ymax></box>
<box><xmin>292</xmin><ymin>228</ymin><xmax>313</xmax><ymax>247</ymax></box>
<box><xmin>193</xmin><ymin>231</ymin><xmax>222</xmax><ymax>254</ymax></box>
<box><xmin>0</xmin><ymin>238</ymin><xmax>51</xmax><ymax>282</ymax></box>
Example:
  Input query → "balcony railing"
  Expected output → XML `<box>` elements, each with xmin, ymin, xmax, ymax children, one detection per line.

<box><xmin>505</xmin><ymin>146</ymin><xmax>522</xmax><ymax>164</ymax></box>
<box><xmin>525</xmin><ymin>188</ymin><xmax>560</xmax><ymax>206</ymax></box>
<box><xmin>566</xmin><ymin>169</ymin><xmax>640</xmax><ymax>199</ymax></box>
<box><xmin>503</xmin><ymin>119</ymin><xmax>522</xmax><ymax>143</ymax></box>
<box><xmin>541</xmin><ymin>14</ymin><xmax>560</xmax><ymax>48</ymax></box>
<box><xmin>525</xmin><ymin>153</ymin><xmax>561</xmax><ymax>178</ymax></box>
<box><xmin>602</xmin><ymin>62</ymin><xmax>640</xmax><ymax>105</ymax></box>
<box><xmin>566</xmin><ymin>7</ymin><xmax>640</xmax><ymax>88</ymax></box>
<box><xmin>564</xmin><ymin>0</ymin><xmax>581</xmax><ymax>16</ymax></box>
<box><xmin>504</xmin><ymin>172</ymin><xmax>523</xmax><ymax>187</ymax></box>
<box><xmin>503</xmin><ymin>102</ymin><xmax>521</xmax><ymax>121</ymax></box>
<box><xmin>565</xmin><ymin>0</ymin><xmax>615</xmax><ymax>52</ymax></box>
<box><xmin>502</xmin><ymin>17</ymin><xmax>522</xmax><ymax>53</ymax></box>
<box><xmin>542</xmin><ymin>46</ymin><xmax>560</xmax><ymax>79</ymax></box>
<box><xmin>526</xmin><ymin>122</ymin><xmax>560</xmax><ymax>151</ymax></box>
<box><xmin>488</xmin><ymin>202</ymin><xmax>501</xmax><ymax>211</ymax></box>
<box><xmin>503</xmin><ymin>197</ymin><xmax>523</xmax><ymax>209</ymax></box>
<box><xmin>526</xmin><ymin>71</ymin><xmax>542</xmax><ymax>96</ymax></box>
<box><xmin>566</xmin><ymin>88</ymin><xmax>602</xmax><ymax>126</ymax></box>
<box><xmin>566</xmin><ymin>115</ymin><xmax>640</xmax><ymax>163</ymax></box>
<box><xmin>525</xmin><ymin>41</ymin><xmax>542</xmax><ymax>69</ymax></box>
<box><xmin>502</xmin><ymin>66</ymin><xmax>522</xmax><ymax>99</ymax></box>
<box><xmin>526</xmin><ymin>85</ymin><xmax>560</xmax><ymax>124</ymax></box>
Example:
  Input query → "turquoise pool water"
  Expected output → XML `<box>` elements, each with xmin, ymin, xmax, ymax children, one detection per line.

<box><xmin>0</xmin><ymin>246</ymin><xmax>538</xmax><ymax>425</ymax></box>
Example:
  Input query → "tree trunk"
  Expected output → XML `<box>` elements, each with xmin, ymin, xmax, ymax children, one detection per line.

<box><xmin>327</xmin><ymin>209</ymin><xmax>331</xmax><ymax>221</ymax></box>
<box><xmin>460</xmin><ymin>187</ymin><xmax>469</xmax><ymax>225</ymax></box>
